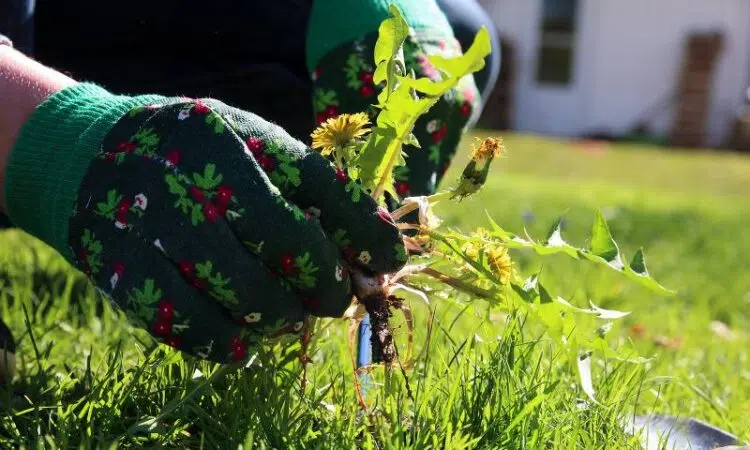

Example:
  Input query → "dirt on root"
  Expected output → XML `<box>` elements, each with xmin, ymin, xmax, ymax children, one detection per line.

<box><xmin>362</xmin><ymin>292</ymin><xmax>395</xmax><ymax>366</ymax></box>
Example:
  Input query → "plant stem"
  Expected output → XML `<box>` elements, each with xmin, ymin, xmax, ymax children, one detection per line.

<box><xmin>417</xmin><ymin>267</ymin><xmax>498</xmax><ymax>300</ymax></box>
<box><xmin>373</xmin><ymin>137</ymin><xmax>406</xmax><ymax>201</ymax></box>
<box><xmin>391</xmin><ymin>191</ymin><xmax>453</xmax><ymax>221</ymax></box>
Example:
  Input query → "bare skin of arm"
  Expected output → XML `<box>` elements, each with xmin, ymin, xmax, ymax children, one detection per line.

<box><xmin>0</xmin><ymin>45</ymin><xmax>76</xmax><ymax>214</ymax></box>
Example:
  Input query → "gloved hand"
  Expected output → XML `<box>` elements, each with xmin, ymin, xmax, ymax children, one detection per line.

<box><xmin>5</xmin><ymin>83</ymin><xmax>407</xmax><ymax>363</ymax></box>
<box><xmin>306</xmin><ymin>0</ymin><xmax>481</xmax><ymax>197</ymax></box>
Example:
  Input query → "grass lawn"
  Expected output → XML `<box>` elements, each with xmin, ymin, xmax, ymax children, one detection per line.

<box><xmin>1</xmin><ymin>131</ymin><xmax>749</xmax><ymax>448</ymax></box>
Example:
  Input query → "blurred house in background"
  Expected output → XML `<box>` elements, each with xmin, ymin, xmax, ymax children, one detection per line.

<box><xmin>478</xmin><ymin>0</ymin><xmax>750</xmax><ymax>149</ymax></box>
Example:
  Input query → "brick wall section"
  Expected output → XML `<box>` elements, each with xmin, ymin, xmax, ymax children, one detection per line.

<box><xmin>669</xmin><ymin>32</ymin><xmax>724</xmax><ymax>148</ymax></box>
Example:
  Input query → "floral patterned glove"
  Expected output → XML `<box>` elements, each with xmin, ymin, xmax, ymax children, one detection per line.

<box><xmin>5</xmin><ymin>83</ymin><xmax>406</xmax><ymax>363</ymax></box>
<box><xmin>307</xmin><ymin>0</ymin><xmax>481</xmax><ymax>197</ymax></box>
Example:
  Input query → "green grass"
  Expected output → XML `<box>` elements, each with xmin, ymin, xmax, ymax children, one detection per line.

<box><xmin>1</xmin><ymin>132</ymin><xmax>749</xmax><ymax>448</ymax></box>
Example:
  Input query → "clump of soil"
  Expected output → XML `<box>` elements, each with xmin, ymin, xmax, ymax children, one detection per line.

<box><xmin>349</xmin><ymin>267</ymin><xmax>397</xmax><ymax>366</ymax></box>
<box><xmin>362</xmin><ymin>292</ymin><xmax>394</xmax><ymax>365</ymax></box>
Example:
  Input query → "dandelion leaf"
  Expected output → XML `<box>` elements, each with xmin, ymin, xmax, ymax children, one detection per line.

<box><xmin>488</xmin><ymin>210</ymin><xmax>675</xmax><ymax>295</ymax></box>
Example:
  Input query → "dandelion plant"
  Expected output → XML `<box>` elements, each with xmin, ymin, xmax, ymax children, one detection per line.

<box><xmin>308</xmin><ymin>5</ymin><xmax>674</xmax><ymax>409</ymax></box>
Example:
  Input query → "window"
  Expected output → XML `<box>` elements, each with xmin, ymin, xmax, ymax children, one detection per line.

<box><xmin>536</xmin><ymin>0</ymin><xmax>579</xmax><ymax>85</ymax></box>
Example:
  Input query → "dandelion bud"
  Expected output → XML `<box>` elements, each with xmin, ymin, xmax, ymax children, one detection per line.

<box><xmin>452</xmin><ymin>137</ymin><xmax>504</xmax><ymax>200</ymax></box>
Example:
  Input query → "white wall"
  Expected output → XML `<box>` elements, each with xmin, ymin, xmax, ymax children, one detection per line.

<box><xmin>480</xmin><ymin>0</ymin><xmax>750</xmax><ymax>146</ymax></box>
<box><xmin>478</xmin><ymin>0</ymin><xmax>595</xmax><ymax>136</ymax></box>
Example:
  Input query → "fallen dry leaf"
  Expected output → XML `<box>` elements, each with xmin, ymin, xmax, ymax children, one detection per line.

<box><xmin>710</xmin><ymin>320</ymin><xmax>736</xmax><ymax>341</ymax></box>
<box><xmin>653</xmin><ymin>335</ymin><xmax>683</xmax><ymax>350</ymax></box>
<box><xmin>629</xmin><ymin>322</ymin><xmax>647</xmax><ymax>339</ymax></box>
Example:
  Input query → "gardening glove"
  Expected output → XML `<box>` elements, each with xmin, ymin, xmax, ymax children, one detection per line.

<box><xmin>5</xmin><ymin>83</ymin><xmax>407</xmax><ymax>363</ymax></box>
<box><xmin>307</xmin><ymin>0</ymin><xmax>481</xmax><ymax>198</ymax></box>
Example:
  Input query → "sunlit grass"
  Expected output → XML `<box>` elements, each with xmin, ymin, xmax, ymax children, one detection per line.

<box><xmin>0</xmin><ymin>132</ymin><xmax>748</xmax><ymax>447</ymax></box>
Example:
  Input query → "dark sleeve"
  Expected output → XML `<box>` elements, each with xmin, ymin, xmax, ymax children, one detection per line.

<box><xmin>1</xmin><ymin>0</ymin><xmax>35</xmax><ymax>55</ymax></box>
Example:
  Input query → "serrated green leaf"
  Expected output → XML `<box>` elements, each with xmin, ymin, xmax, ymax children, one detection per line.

<box><xmin>629</xmin><ymin>248</ymin><xmax>647</xmax><ymax>275</ymax></box>
<box><xmin>403</xmin><ymin>133</ymin><xmax>421</xmax><ymax>149</ymax></box>
<box><xmin>428</xmin><ymin>27</ymin><xmax>491</xmax><ymax>79</ymax></box>
<box><xmin>539</xmin><ymin>283</ymin><xmax>553</xmax><ymax>304</ymax></box>
<box><xmin>195</xmin><ymin>261</ymin><xmax>212</xmax><ymax>279</ymax></box>
<box><xmin>191</xmin><ymin>203</ymin><xmax>204</xmax><ymax>226</ymax></box>
<box><xmin>553</xmin><ymin>297</ymin><xmax>630</xmax><ymax>320</ymax></box>
<box><xmin>373</xmin><ymin>5</ymin><xmax>409</xmax><ymax>104</ymax></box>
<box><xmin>354</xmin><ymin>125</ymin><xmax>400</xmax><ymax>198</ymax></box>
<box><xmin>511</xmin><ymin>274</ymin><xmax>538</xmax><ymax>303</ymax></box>
<box><xmin>512</xmin><ymin>273</ymin><xmax>556</xmax><ymax>306</ymax></box>
<box><xmin>332</xmin><ymin>229</ymin><xmax>351</xmax><ymax>247</ymax></box>
<box><xmin>280</xmin><ymin>164</ymin><xmax>301</xmax><ymax>187</ymax></box>
<box><xmin>356</xmin><ymin>6</ymin><xmax>491</xmax><ymax>202</ymax></box>
<box><xmin>89</xmin><ymin>241</ymin><xmax>103</xmax><ymax>254</ymax></box>
<box><xmin>589</xmin><ymin>210</ymin><xmax>620</xmax><ymax>263</ymax></box>
<box><xmin>165</xmin><ymin>175</ymin><xmax>187</xmax><ymax>196</ymax></box>
<box><xmin>577</xmin><ymin>352</ymin><xmax>598</xmax><ymax>404</ymax></box>
<box><xmin>545</xmin><ymin>218</ymin><xmax>565</xmax><ymax>246</ymax></box>
<box><xmin>208</xmin><ymin>174</ymin><xmax>223</xmax><ymax>189</ymax></box>
<box><xmin>485</xmin><ymin>211</ymin><xmax>675</xmax><ymax>296</ymax></box>
<box><xmin>397</xmin><ymin>76</ymin><xmax>456</xmax><ymax>97</ymax></box>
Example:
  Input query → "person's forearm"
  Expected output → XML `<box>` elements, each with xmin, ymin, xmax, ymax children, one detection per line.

<box><xmin>0</xmin><ymin>46</ymin><xmax>76</xmax><ymax>213</ymax></box>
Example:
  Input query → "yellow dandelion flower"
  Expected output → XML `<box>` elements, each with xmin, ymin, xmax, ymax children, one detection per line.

<box><xmin>487</xmin><ymin>245</ymin><xmax>512</xmax><ymax>284</ymax></box>
<box><xmin>472</xmin><ymin>227</ymin><xmax>491</xmax><ymax>239</ymax></box>
<box><xmin>461</xmin><ymin>240</ymin><xmax>512</xmax><ymax>284</ymax></box>
<box><xmin>310</xmin><ymin>113</ymin><xmax>371</xmax><ymax>157</ymax></box>
<box><xmin>462</xmin><ymin>241</ymin><xmax>480</xmax><ymax>260</ymax></box>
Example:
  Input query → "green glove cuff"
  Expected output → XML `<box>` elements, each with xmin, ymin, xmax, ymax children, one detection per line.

<box><xmin>5</xmin><ymin>83</ymin><xmax>164</xmax><ymax>259</ymax></box>
<box><xmin>305</xmin><ymin>0</ymin><xmax>454</xmax><ymax>72</ymax></box>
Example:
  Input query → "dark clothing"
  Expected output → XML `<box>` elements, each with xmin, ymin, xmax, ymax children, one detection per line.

<box><xmin>3</xmin><ymin>0</ymin><xmax>499</xmax><ymax>136</ymax></box>
<box><xmin>0</xmin><ymin>0</ymin><xmax>500</xmax><ymax>228</ymax></box>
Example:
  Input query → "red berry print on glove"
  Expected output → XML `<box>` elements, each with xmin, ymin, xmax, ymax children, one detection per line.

<box><xmin>164</xmin><ymin>335</ymin><xmax>181</xmax><ymax>348</ymax></box>
<box><xmin>189</xmin><ymin>186</ymin><xmax>205</xmax><ymax>202</ymax></box>
<box><xmin>360</xmin><ymin>85</ymin><xmax>375</xmax><ymax>97</ymax></box>
<box><xmin>280</xmin><ymin>253</ymin><xmax>297</xmax><ymax>276</ymax></box>
<box><xmin>231</xmin><ymin>335</ymin><xmax>248</xmax><ymax>361</ymax></box>
<box><xmin>432</xmin><ymin>124</ymin><xmax>448</xmax><ymax>143</ymax></box>
<box><xmin>246</xmin><ymin>137</ymin><xmax>264</xmax><ymax>157</ymax></box>
<box><xmin>179</xmin><ymin>260</ymin><xmax>195</xmax><ymax>280</ymax></box>
<box><xmin>192</xmin><ymin>101</ymin><xmax>210</xmax><ymax>114</ymax></box>
<box><xmin>152</xmin><ymin>319</ymin><xmax>172</xmax><ymax>337</ymax></box>
<box><xmin>359</xmin><ymin>71</ymin><xmax>374</xmax><ymax>84</ymax></box>
<box><xmin>257</xmin><ymin>154</ymin><xmax>276</xmax><ymax>172</ymax></box>
<box><xmin>115</xmin><ymin>141</ymin><xmax>136</xmax><ymax>153</ymax></box>
<box><xmin>116</xmin><ymin>199</ymin><xmax>131</xmax><ymax>225</ymax></box>
<box><xmin>157</xmin><ymin>300</ymin><xmax>175</xmax><ymax>321</ymax></box>
<box><xmin>395</xmin><ymin>181</ymin><xmax>410</xmax><ymax>197</ymax></box>
<box><xmin>203</xmin><ymin>203</ymin><xmax>219</xmax><ymax>222</ymax></box>
<box><xmin>335</xmin><ymin>168</ymin><xmax>349</xmax><ymax>183</ymax></box>
<box><xmin>165</xmin><ymin>150</ymin><xmax>181</xmax><ymax>166</ymax></box>
<box><xmin>191</xmin><ymin>278</ymin><xmax>206</xmax><ymax>291</ymax></box>
<box><xmin>325</xmin><ymin>105</ymin><xmax>339</xmax><ymax>119</ymax></box>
